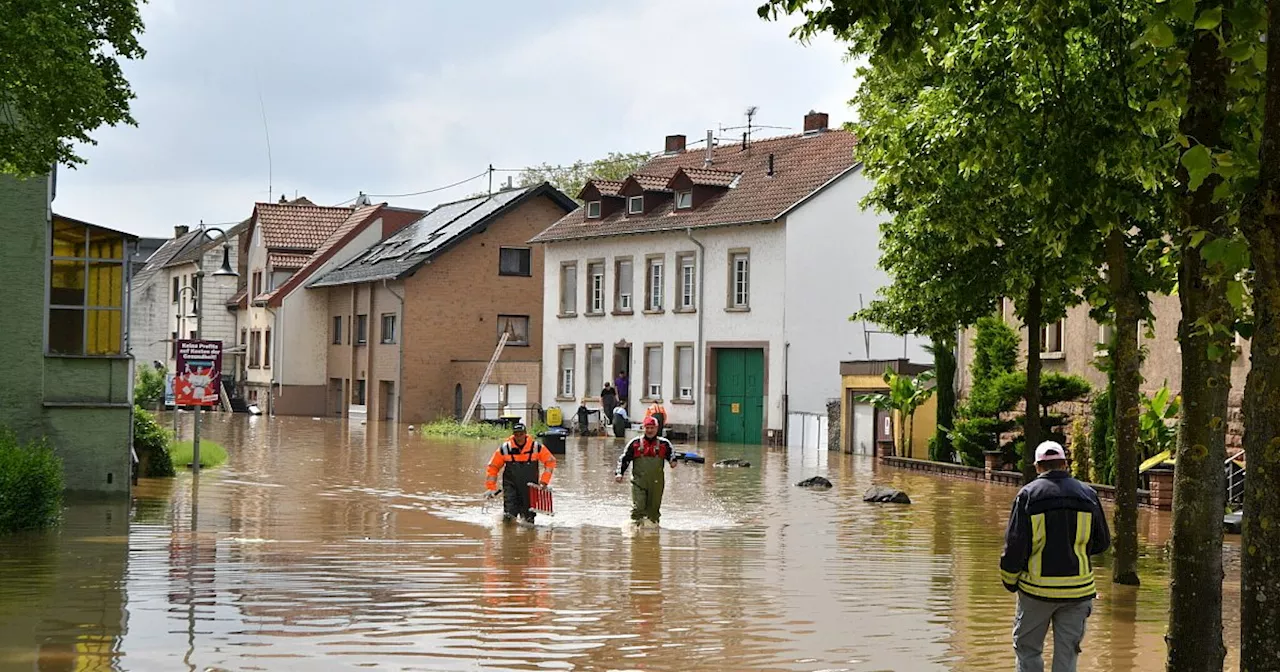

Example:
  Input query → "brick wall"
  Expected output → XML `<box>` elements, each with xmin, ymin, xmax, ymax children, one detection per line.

<box><xmin>399</xmin><ymin>195</ymin><xmax>560</xmax><ymax>423</ymax></box>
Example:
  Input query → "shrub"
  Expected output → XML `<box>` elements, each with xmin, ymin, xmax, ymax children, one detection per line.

<box><xmin>1070</xmin><ymin>417</ymin><xmax>1092</xmax><ymax>481</ymax></box>
<box><xmin>170</xmin><ymin>440</ymin><xmax>228</xmax><ymax>469</ymax></box>
<box><xmin>1090</xmin><ymin>389</ymin><xmax>1116</xmax><ymax>485</ymax></box>
<box><xmin>419</xmin><ymin>419</ymin><xmax>549</xmax><ymax>440</ymax></box>
<box><xmin>133</xmin><ymin>406</ymin><xmax>174</xmax><ymax>477</ymax></box>
<box><xmin>0</xmin><ymin>428</ymin><xmax>64</xmax><ymax>534</ymax></box>
<box><xmin>134</xmin><ymin>365</ymin><xmax>166</xmax><ymax>407</ymax></box>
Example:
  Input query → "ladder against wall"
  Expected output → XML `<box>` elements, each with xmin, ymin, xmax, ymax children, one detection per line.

<box><xmin>461</xmin><ymin>330</ymin><xmax>511</xmax><ymax>424</ymax></box>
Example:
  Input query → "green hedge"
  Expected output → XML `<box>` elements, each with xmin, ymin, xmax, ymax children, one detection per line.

<box><xmin>419</xmin><ymin>419</ymin><xmax>550</xmax><ymax>440</ymax></box>
<box><xmin>133</xmin><ymin>406</ymin><xmax>175</xmax><ymax>477</ymax></box>
<box><xmin>0</xmin><ymin>428</ymin><xmax>64</xmax><ymax>534</ymax></box>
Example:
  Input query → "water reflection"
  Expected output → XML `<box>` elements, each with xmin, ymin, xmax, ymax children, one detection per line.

<box><xmin>0</xmin><ymin>414</ymin><xmax>1244</xmax><ymax>670</ymax></box>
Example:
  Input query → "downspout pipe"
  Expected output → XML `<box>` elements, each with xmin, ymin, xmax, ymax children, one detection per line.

<box><xmin>686</xmin><ymin>228</ymin><xmax>706</xmax><ymax>443</ymax></box>
<box><xmin>384</xmin><ymin>278</ymin><xmax>406</xmax><ymax>424</ymax></box>
<box><xmin>265</xmin><ymin>304</ymin><xmax>280</xmax><ymax>416</ymax></box>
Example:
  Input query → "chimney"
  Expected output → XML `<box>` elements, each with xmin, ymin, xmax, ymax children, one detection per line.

<box><xmin>804</xmin><ymin>110</ymin><xmax>829</xmax><ymax>134</ymax></box>
<box><xmin>704</xmin><ymin>130</ymin><xmax>714</xmax><ymax>167</ymax></box>
<box><xmin>279</xmin><ymin>194</ymin><xmax>287</xmax><ymax>203</ymax></box>
<box><xmin>664</xmin><ymin>134</ymin><xmax>686</xmax><ymax>154</ymax></box>
<box><xmin>767</xmin><ymin>153</ymin><xmax>775</xmax><ymax>177</ymax></box>
<box><xmin>174</xmin><ymin>225</ymin><xmax>189</xmax><ymax>237</ymax></box>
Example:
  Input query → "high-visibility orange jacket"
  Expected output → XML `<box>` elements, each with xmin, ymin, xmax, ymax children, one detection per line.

<box><xmin>646</xmin><ymin>403</ymin><xmax>667</xmax><ymax>420</ymax></box>
<box><xmin>485</xmin><ymin>435</ymin><xmax>556</xmax><ymax>491</ymax></box>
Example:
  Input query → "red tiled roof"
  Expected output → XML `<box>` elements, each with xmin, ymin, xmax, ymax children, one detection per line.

<box><xmin>623</xmin><ymin>174</ymin><xmax>672</xmax><ymax>192</ymax></box>
<box><xmin>267</xmin><ymin>252</ymin><xmax>310</xmax><ymax>270</ymax></box>
<box><xmin>253</xmin><ymin>201</ymin><xmax>354</xmax><ymax>251</ymax></box>
<box><xmin>531</xmin><ymin>130</ymin><xmax>858</xmax><ymax>243</ymax></box>
<box><xmin>226</xmin><ymin>286</ymin><xmax>247</xmax><ymax>308</ymax></box>
<box><xmin>674</xmin><ymin>167</ymin><xmax>741</xmax><ymax>188</ymax></box>
<box><xmin>578</xmin><ymin>179</ymin><xmax>624</xmax><ymax>200</ymax></box>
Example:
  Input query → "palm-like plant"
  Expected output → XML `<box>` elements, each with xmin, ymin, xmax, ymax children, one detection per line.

<box><xmin>858</xmin><ymin>369</ymin><xmax>937</xmax><ymax>457</ymax></box>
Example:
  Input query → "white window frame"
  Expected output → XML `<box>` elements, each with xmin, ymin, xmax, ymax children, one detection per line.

<box><xmin>675</xmin><ymin>190</ymin><xmax>693</xmax><ymax>209</ymax></box>
<box><xmin>558</xmin><ymin>346</ymin><xmax>575</xmax><ymax>399</ymax></box>
<box><xmin>586</xmin><ymin>201</ymin><xmax>602</xmax><ymax>219</ymax></box>
<box><xmin>680</xmin><ymin>255</ymin><xmax>696</xmax><ymax>310</ymax></box>
<box><xmin>588</xmin><ymin>262</ymin><xmax>605</xmax><ymax>314</ymax></box>
<box><xmin>628</xmin><ymin>195</ymin><xmax>644</xmax><ymax>214</ymax></box>
<box><xmin>647</xmin><ymin>258</ymin><xmax>664</xmax><ymax>311</ymax></box>
<box><xmin>645</xmin><ymin>344</ymin><xmax>663</xmax><ymax>400</ymax></box>
<box><xmin>615</xmin><ymin>258</ymin><xmax>633</xmax><ymax>312</ymax></box>
<box><xmin>730</xmin><ymin>251</ymin><xmax>750</xmax><ymax>309</ymax></box>
<box><xmin>380</xmin><ymin>313</ymin><xmax>396</xmax><ymax>344</ymax></box>
<box><xmin>1041</xmin><ymin>319</ymin><xmax>1064</xmax><ymax>357</ymax></box>
<box><xmin>497</xmin><ymin>314</ymin><xmax>530</xmax><ymax>346</ymax></box>
<box><xmin>586</xmin><ymin>344</ymin><xmax>604</xmax><ymax>395</ymax></box>
<box><xmin>676</xmin><ymin>345</ymin><xmax>694</xmax><ymax>401</ymax></box>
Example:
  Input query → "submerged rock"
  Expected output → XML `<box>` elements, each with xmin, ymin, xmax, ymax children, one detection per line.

<box><xmin>714</xmin><ymin>459</ymin><xmax>752</xmax><ymax>468</ymax></box>
<box><xmin>796</xmin><ymin>476</ymin><xmax>833</xmax><ymax>489</ymax></box>
<box><xmin>863</xmin><ymin>486</ymin><xmax>911</xmax><ymax>504</ymax></box>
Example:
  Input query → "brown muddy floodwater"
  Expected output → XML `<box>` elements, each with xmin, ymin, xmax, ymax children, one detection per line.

<box><xmin>0</xmin><ymin>414</ymin><xmax>1243</xmax><ymax>671</ymax></box>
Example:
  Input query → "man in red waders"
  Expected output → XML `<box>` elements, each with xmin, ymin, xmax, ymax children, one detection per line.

<box><xmin>485</xmin><ymin>423</ymin><xmax>556</xmax><ymax>523</ymax></box>
<box><xmin>615</xmin><ymin>416</ymin><xmax>676</xmax><ymax>525</ymax></box>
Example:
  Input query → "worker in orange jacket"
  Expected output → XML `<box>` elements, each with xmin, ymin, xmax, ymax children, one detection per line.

<box><xmin>645</xmin><ymin>401</ymin><xmax>668</xmax><ymax>436</ymax></box>
<box><xmin>485</xmin><ymin>423</ymin><xmax>556</xmax><ymax>523</ymax></box>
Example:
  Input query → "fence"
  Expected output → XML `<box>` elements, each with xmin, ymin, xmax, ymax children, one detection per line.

<box><xmin>787</xmin><ymin>411</ymin><xmax>829</xmax><ymax>451</ymax></box>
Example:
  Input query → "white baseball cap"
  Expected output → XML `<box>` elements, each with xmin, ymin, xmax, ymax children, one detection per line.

<box><xmin>1034</xmin><ymin>441</ymin><xmax>1068</xmax><ymax>463</ymax></box>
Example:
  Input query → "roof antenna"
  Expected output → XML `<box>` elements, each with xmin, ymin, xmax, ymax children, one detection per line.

<box><xmin>745</xmin><ymin>105</ymin><xmax>758</xmax><ymax>147</ymax></box>
<box><xmin>257</xmin><ymin>80</ymin><xmax>273</xmax><ymax>202</ymax></box>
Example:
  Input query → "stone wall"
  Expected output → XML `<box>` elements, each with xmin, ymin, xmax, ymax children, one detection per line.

<box><xmin>827</xmin><ymin>398</ymin><xmax>841</xmax><ymax>451</ymax></box>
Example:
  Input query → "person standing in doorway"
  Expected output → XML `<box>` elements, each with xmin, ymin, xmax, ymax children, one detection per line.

<box><xmin>614</xmin><ymin>371</ymin><xmax>629</xmax><ymax>412</ymax></box>
<box><xmin>1000</xmin><ymin>441</ymin><xmax>1110</xmax><ymax>672</ymax></box>
<box><xmin>614</xmin><ymin>416</ymin><xmax>676</xmax><ymax>526</ymax></box>
<box><xmin>484</xmin><ymin>423</ymin><xmax>556</xmax><ymax>524</ymax></box>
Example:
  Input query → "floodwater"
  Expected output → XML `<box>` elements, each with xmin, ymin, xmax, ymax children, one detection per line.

<box><xmin>0</xmin><ymin>414</ymin><xmax>1243</xmax><ymax>671</ymax></box>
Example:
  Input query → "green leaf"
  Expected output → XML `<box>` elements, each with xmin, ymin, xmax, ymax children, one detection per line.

<box><xmin>1146</xmin><ymin>23</ymin><xmax>1177</xmax><ymax>48</ymax></box>
<box><xmin>1253</xmin><ymin>47</ymin><xmax>1267</xmax><ymax>72</ymax></box>
<box><xmin>1226</xmin><ymin>280</ymin><xmax>1246</xmax><ymax>312</ymax></box>
<box><xmin>1194</xmin><ymin>7</ymin><xmax>1222</xmax><ymax>30</ymax></box>
<box><xmin>1208</xmin><ymin>343</ymin><xmax>1225</xmax><ymax>360</ymax></box>
<box><xmin>1189</xmin><ymin>230</ymin><xmax>1207</xmax><ymax>248</ymax></box>
<box><xmin>1224</xmin><ymin>42</ymin><xmax>1254</xmax><ymax>62</ymax></box>
<box><xmin>1172</xmin><ymin>0</ymin><xmax>1197</xmax><ymax>24</ymax></box>
<box><xmin>1181</xmin><ymin>145</ymin><xmax>1213</xmax><ymax>190</ymax></box>
<box><xmin>1237</xmin><ymin>322</ymin><xmax>1255</xmax><ymax>339</ymax></box>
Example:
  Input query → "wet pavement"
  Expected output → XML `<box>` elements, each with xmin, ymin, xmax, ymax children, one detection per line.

<box><xmin>0</xmin><ymin>414</ymin><xmax>1242</xmax><ymax>671</ymax></box>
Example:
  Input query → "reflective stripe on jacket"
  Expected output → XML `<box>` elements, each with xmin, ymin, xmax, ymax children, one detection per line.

<box><xmin>485</xmin><ymin>435</ymin><xmax>556</xmax><ymax>491</ymax></box>
<box><xmin>999</xmin><ymin>470</ymin><xmax>1111</xmax><ymax>601</ymax></box>
<box><xmin>616</xmin><ymin>435</ymin><xmax>674</xmax><ymax>476</ymax></box>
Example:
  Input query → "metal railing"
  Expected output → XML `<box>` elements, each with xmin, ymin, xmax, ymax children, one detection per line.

<box><xmin>1225</xmin><ymin>450</ymin><xmax>1247</xmax><ymax>509</ymax></box>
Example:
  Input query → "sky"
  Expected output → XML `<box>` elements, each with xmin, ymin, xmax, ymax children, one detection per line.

<box><xmin>55</xmin><ymin>0</ymin><xmax>856</xmax><ymax>239</ymax></box>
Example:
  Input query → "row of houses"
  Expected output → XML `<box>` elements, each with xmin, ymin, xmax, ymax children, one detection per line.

<box><xmin>129</xmin><ymin>110</ymin><xmax>929</xmax><ymax>444</ymax></box>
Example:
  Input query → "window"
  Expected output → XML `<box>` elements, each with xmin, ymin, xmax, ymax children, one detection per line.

<box><xmin>264</xmin><ymin>328</ymin><xmax>272</xmax><ymax>368</ymax></box>
<box><xmin>586</xmin><ymin>344</ymin><xmax>604</xmax><ymax>395</ymax></box>
<box><xmin>679</xmin><ymin>254</ymin><xmax>696</xmax><ymax>311</ymax></box>
<box><xmin>353</xmin><ymin>379</ymin><xmax>367</xmax><ymax>405</ymax></box>
<box><xmin>1041</xmin><ymin>319</ymin><xmax>1064</xmax><ymax>356</ymax></box>
<box><xmin>496</xmin><ymin>315</ymin><xmax>530</xmax><ymax>346</ymax></box>
<box><xmin>676</xmin><ymin>345</ymin><xmax>694</xmax><ymax>401</ymax></box>
<box><xmin>646</xmin><ymin>257</ymin><xmax>664</xmax><ymax>311</ymax></box>
<box><xmin>587</xmin><ymin>261</ymin><xmax>605</xmax><ymax>314</ymax></box>
<box><xmin>249</xmin><ymin>330</ymin><xmax>261</xmax><ymax>367</ymax></box>
<box><xmin>730</xmin><ymin>251</ymin><xmax>750</xmax><ymax>309</ymax></box>
<box><xmin>676</xmin><ymin>190</ymin><xmax>693</xmax><ymax>209</ymax></box>
<box><xmin>240</xmin><ymin>328</ymin><xmax>247</xmax><ymax>346</ymax></box>
<box><xmin>559</xmin><ymin>263</ymin><xmax>577</xmax><ymax>315</ymax></box>
<box><xmin>499</xmin><ymin>247</ymin><xmax>532</xmax><ymax>276</ymax></box>
<box><xmin>615</xmin><ymin>258</ymin><xmax>633</xmax><ymax>312</ymax></box>
<box><xmin>586</xmin><ymin>201</ymin><xmax>602</xmax><ymax>219</ymax></box>
<box><xmin>1098</xmin><ymin>323</ymin><xmax>1115</xmax><ymax>351</ymax></box>
<box><xmin>172</xmin><ymin>277</ymin><xmax>179</xmax><ymax>304</ymax></box>
<box><xmin>332</xmin><ymin>316</ymin><xmax>343</xmax><ymax>345</ymax></box>
<box><xmin>47</xmin><ymin>218</ymin><xmax>127</xmax><ymax>356</ymax></box>
<box><xmin>252</xmin><ymin>271</ymin><xmax>262</xmax><ymax>298</ymax></box>
<box><xmin>356</xmin><ymin>314</ymin><xmax>368</xmax><ymax>345</ymax></box>
<box><xmin>645</xmin><ymin>345</ymin><xmax>663</xmax><ymax>399</ymax></box>
<box><xmin>628</xmin><ymin>195</ymin><xmax>644</xmax><ymax>214</ymax></box>
<box><xmin>189</xmin><ymin>275</ymin><xmax>199</xmax><ymax>315</ymax></box>
<box><xmin>558</xmin><ymin>346</ymin><xmax>575</xmax><ymax>399</ymax></box>
<box><xmin>381</xmin><ymin>314</ymin><xmax>397</xmax><ymax>344</ymax></box>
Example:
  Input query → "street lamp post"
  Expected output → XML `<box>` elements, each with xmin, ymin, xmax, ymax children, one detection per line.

<box><xmin>182</xmin><ymin>224</ymin><xmax>238</xmax><ymax>476</ymax></box>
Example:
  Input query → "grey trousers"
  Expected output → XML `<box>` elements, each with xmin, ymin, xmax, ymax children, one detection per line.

<box><xmin>1013</xmin><ymin>593</ymin><xmax>1092</xmax><ymax>672</ymax></box>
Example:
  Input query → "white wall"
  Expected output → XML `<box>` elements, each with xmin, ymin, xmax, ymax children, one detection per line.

<box><xmin>540</xmin><ymin>223</ymin><xmax>787</xmax><ymax>432</ymax></box>
<box><xmin>783</xmin><ymin>168</ymin><xmax>931</xmax><ymax>416</ymax></box>
<box><xmin>129</xmin><ymin>276</ymin><xmax>169</xmax><ymax>367</ymax></box>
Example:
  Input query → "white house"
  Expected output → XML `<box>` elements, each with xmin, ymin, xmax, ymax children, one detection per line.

<box><xmin>530</xmin><ymin>111</ymin><xmax>929</xmax><ymax>446</ymax></box>
<box><xmin>129</xmin><ymin>223</ymin><xmax>245</xmax><ymax>377</ymax></box>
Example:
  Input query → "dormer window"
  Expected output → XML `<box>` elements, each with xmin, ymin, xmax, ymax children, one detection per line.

<box><xmin>586</xmin><ymin>201</ymin><xmax>602</xmax><ymax>219</ymax></box>
<box><xmin>628</xmin><ymin>195</ymin><xmax>644</xmax><ymax>214</ymax></box>
<box><xmin>675</xmin><ymin>190</ymin><xmax>692</xmax><ymax>209</ymax></box>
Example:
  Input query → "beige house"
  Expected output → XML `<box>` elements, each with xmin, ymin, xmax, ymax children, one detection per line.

<box><xmin>956</xmin><ymin>294</ymin><xmax>1250</xmax><ymax>447</ymax></box>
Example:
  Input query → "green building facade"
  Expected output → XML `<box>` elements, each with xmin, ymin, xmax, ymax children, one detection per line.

<box><xmin>0</xmin><ymin>172</ymin><xmax>136</xmax><ymax>495</ymax></box>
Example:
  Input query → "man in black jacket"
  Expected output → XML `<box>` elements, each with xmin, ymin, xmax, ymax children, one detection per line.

<box><xmin>1000</xmin><ymin>440</ymin><xmax>1111</xmax><ymax>672</ymax></box>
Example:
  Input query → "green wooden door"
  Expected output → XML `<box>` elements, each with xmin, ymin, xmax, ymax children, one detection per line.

<box><xmin>716</xmin><ymin>349</ymin><xmax>765</xmax><ymax>444</ymax></box>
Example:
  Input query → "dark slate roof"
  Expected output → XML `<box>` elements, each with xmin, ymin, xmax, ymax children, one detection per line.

<box><xmin>530</xmin><ymin>130</ymin><xmax>858</xmax><ymax>243</ymax></box>
<box><xmin>309</xmin><ymin>183</ymin><xmax>574</xmax><ymax>288</ymax></box>
<box><xmin>163</xmin><ymin>220</ymin><xmax>249</xmax><ymax>268</ymax></box>
<box><xmin>131</xmin><ymin>229</ymin><xmax>202</xmax><ymax>289</ymax></box>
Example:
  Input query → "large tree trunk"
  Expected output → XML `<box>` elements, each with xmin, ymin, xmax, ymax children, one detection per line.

<box><xmin>1239</xmin><ymin>0</ymin><xmax>1280</xmax><ymax>666</ymax></box>
<box><xmin>1106</xmin><ymin>228</ymin><xmax>1142</xmax><ymax>586</ymax></box>
<box><xmin>933</xmin><ymin>333</ymin><xmax>957</xmax><ymax>462</ymax></box>
<box><xmin>1167</xmin><ymin>18</ymin><xmax>1231</xmax><ymax>672</ymax></box>
<box><xmin>1022</xmin><ymin>278</ymin><xmax>1043</xmax><ymax>484</ymax></box>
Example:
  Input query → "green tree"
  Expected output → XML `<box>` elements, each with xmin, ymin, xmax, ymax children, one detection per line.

<box><xmin>857</xmin><ymin>369</ymin><xmax>936</xmax><ymax>458</ymax></box>
<box><xmin>518</xmin><ymin>151</ymin><xmax>651</xmax><ymax>202</ymax></box>
<box><xmin>134</xmin><ymin>365</ymin><xmax>165</xmax><ymax>407</ymax></box>
<box><xmin>0</xmin><ymin>0</ymin><xmax>146</xmax><ymax>175</ymax></box>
